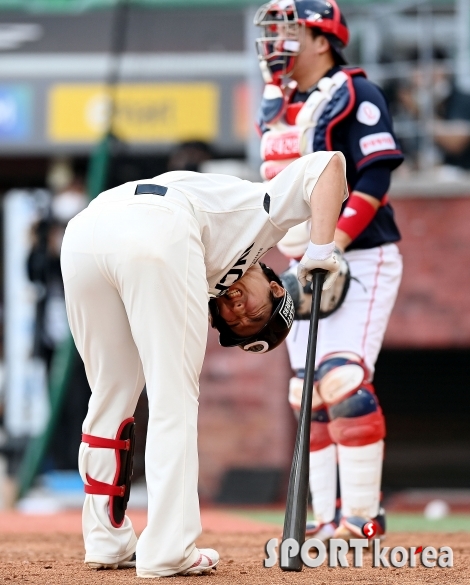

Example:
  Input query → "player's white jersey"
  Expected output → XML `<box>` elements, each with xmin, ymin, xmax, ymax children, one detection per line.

<box><xmin>93</xmin><ymin>151</ymin><xmax>346</xmax><ymax>297</ymax></box>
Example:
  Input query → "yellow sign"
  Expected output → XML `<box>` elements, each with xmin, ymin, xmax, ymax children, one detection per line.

<box><xmin>48</xmin><ymin>83</ymin><xmax>219</xmax><ymax>142</ymax></box>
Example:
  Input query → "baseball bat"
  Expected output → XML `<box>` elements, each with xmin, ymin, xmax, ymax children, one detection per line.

<box><xmin>281</xmin><ymin>269</ymin><xmax>326</xmax><ymax>572</ymax></box>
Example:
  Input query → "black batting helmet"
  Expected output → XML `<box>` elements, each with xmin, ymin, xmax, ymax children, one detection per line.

<box><xmin>209</xmin><ymin>263</ymin><xmax>295</xmax><ymax>354</ymax></box>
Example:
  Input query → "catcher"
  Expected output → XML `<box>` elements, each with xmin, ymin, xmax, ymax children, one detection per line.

<box><xmin>254</xmin><ymin>0</ymin><xmax>404</xmax><ymax>541</ymax></box>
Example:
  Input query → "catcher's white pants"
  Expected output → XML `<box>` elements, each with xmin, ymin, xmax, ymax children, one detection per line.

<box><xmin>286</xmin><ymin>244</ymin><xmax>402</xmax><ymax>523</ymax></box>
<box><xmin>61</xmin><ymin>189</ymin><xmax>208</xmax><ymax>576</ymax></box>
<box><xmin>286</xmin><ymin>243</ymin><xmax>403</xmax><ymax>376</ymax></box>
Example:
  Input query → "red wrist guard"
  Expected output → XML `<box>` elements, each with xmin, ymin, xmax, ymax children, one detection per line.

<box><xmin>337</xmin><ymin>194</ymin><xmax>377</xmax><ymax>241</ymax></box>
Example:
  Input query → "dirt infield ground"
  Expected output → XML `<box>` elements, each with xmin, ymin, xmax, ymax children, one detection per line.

<box><xmin>0</xmin><ymin>511</ymin><xmax>469</xmax><ymax>584</ymax></box>
<box><xmin>1</xmin><ymin>531</ymin><xmax>469</xmax><ymax>584</ymax></box>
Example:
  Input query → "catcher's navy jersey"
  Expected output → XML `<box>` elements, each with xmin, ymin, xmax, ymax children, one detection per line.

<box><xmin>293</xmin><ymin>66</ymin><xmax>404</xmax><ymax>251</ymax></box>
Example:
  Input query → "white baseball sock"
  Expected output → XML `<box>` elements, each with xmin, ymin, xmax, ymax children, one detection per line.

<box><xmin>338</xmin><ymin>440</ymin><xmax>383</xmax><ymax>519</ymax></box>
<box><xmin>309</xmin><ymin>443</ymin><xmax>337</xmax><ymax>524</ymax></box>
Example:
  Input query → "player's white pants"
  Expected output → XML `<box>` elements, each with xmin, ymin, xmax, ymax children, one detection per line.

<box><xmin>61</xmin><ymin>189</ymin><xmax>208</xmax><ymax>576</ymax></box>
<box><xmin>286</xmin><ymin>244</ymin><xmax>402</xmax><ymax>523</ymax></box>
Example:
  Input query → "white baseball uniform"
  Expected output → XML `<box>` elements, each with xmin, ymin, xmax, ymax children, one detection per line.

<box><xmin>60</xmin><ymin>151</ymin><xmax>346</xmax><ymax>577</ymax></box>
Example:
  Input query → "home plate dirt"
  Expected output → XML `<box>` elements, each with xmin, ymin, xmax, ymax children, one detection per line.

<box><xmin>0</xmin><ymin>511</ymin><xmax>469</xmax><ymax>584</ymax></box>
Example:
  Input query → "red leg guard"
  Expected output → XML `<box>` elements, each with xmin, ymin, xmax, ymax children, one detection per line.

<box><xmin>328</xmin><ymin>408</ymin><xmax>386</xmax><ymax>447</ymax></box>
<box><xmin>82</xmin><ymin>417</ymin><xmax>135</xmax><ymax>528</ymax></box>
<box><xmin>310</xmin><ymin>421</ymin><xmax>333</xmax><ymax>452</ymax></box>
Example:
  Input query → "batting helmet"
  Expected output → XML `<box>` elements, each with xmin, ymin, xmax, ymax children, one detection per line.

<box><xmin>209</xmin><ymin>263</ymin><xmax>295</xmax><ymax>354</ymax></box>
<box><xmin>254</xmin><ymin>0</ymin><xmax>349</xmax><ymax>83</ymax></box>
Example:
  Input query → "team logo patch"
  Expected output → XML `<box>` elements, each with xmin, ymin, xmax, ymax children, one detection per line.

<box><xmin>357</xmin><ymin>101</ymin><xmax>381</xmax><ymax>126</ymax></box>
<box><xmin>243</xmin><ymin>340</ymin><xmax>269</xmax><ymax>353</ymax></box>
<box><xmin>359</xmin><ymin>132</ymin><xmax>396</xmax><ymax>156</ymax></box>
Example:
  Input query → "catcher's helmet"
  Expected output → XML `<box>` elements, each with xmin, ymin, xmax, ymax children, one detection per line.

<box><xmin>254</xmin><ymin>0</ymin><xmax>349</xmax><ymax>83</ymax></box>
<box><xmin>209</xmin><ymin>263</ymin><xmax>295</xmax><ymax>354</ymax></box>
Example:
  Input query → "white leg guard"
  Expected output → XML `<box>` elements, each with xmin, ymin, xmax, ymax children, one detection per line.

<box><xmin>309</xmin><ymin>444</ymin><xmax>337</xmax><ymax>524</ymax></box>
<box><xmin>337</xmin><ymin>440</ymin><xmax>383</xmax><ymax>519</ymax></box>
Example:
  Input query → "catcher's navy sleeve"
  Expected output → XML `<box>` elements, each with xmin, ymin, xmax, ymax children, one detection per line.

<box><xmin>353</xmin><ymin>163</ymin><xmax>391</xmax><ymax>201</ymax></box>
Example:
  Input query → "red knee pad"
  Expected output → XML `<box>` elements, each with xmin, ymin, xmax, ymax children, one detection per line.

<box><xmin>82</xmin><ymin>417</ymin><xmax>136</xmax><ymax>528</ymax></box>
<box><xmin>310</xmin><ymin>421</ymin><xmax>333</xmax><ymax>452</ymax></box>
<box><xmin>328</xmin><ymin>408</ymin><xmax>386</xmax><ymax>447</ymax></box>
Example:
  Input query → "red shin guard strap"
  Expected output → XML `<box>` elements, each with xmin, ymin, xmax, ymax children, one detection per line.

<box><xmin>336</xmin><ymin>194</ymin><xmax>377</xmax><ymax>241</ymax></box>
<box><xmin>84</xmin><ymin>474</ymin><xmax>125</xmax><ymax>497</ymax></box>
<box><xmin>310</xmin><ymin>421</ymin><xmax>333</xmax><ymax>452</ymax></box>
<box><xmin>82</xmin><ymin>434</ymin><xmax>130</xmax><ymax>451</ymax></box>
<box><xmin>81</xmin><ymin>417</ymin><xmax>135</xmax><ymax>526</ymax></box>
<box><xmin>328</xmin><ymin>409</ymin><xmax>385</xmax><ymax>447</ymax></box>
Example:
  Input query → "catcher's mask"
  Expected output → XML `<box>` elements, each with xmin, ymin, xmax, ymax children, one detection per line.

<box><xmin>209</xmin><ymin>263</ymin><xmax>295</xmax><ymax>354</ymax></box>
<box><xmin>254</xmin><ymin>0</ymin><xmax>350</xmax><ymax>84</ymax></box>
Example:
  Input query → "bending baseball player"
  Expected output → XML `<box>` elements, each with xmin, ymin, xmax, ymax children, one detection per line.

<box><xmin>254</xmin><ymin>0</ymin><xmax>403</xmax><ymax>542</ymax></box>
<box><xmin>61</xmin><ymin>151</ymin><xmax>347</xmax><ymax>577</ymax></box>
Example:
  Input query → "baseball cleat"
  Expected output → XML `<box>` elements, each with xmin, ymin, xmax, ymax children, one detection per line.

<box><xmin>86</xmin><ymin>552</ymin><xmax>136</xmax><ymax>570</ymax></box>
<box><xmin>305</xmin><ymin>520</ymin><xmax>337</xmax><ymax>542</ymax></box>
<box><xmin>178</xmin><ymin>548</ymin><xmax>219</xmax><ymax>575</ymax></box>
<box><xmin>333</xmin><ymin>508</ymin><xmax>386</xmax><ymax>541</ymax></box>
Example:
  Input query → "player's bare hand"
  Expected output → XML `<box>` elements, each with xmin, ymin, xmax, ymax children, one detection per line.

<box><xmin>297</xmin><ymin>242</ymin><xmax>340</xmax><ymax>290</ymax></box>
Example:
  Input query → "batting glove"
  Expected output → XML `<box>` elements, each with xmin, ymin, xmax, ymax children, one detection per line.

<box><xmin>297</xmin><ymin>241</ymin><xmax>340</xmax><ymax>290</ymax></box>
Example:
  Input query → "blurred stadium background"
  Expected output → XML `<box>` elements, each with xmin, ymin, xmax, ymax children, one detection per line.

<box><xmin>0</xmin><ymin>0</ymin><xmax>468</xmax><ymax>531</ymax></box>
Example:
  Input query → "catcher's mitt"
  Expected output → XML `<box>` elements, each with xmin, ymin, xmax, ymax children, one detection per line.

<box><xmin>318</xmin><ymin>250</ymin><xmax>351</xmax><ymax>319</ymax></box>
<box><xmin>280</xmin><ymin>249</ymin><xmax>351</xmax><ymax>320</ymax></box>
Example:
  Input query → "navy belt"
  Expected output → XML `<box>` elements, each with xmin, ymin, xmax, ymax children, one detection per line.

<box><xmin>135</xmin><ymin>184</ymin><xmax>168</xmax><ymax>196</ymax></box>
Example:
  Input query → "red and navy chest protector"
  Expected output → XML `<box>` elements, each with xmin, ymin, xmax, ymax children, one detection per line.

<box><xmin>258</xmin><ymin>66</ymin><xmax>404</xmax><ymax>251</ymax></box>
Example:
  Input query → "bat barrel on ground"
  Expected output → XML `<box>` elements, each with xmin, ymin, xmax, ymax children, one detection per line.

<box><xmin>281</xmin><ymin>269</ymin><xmax>326</xmax><ymax>572</ymax></box>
